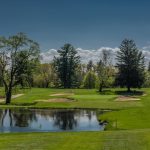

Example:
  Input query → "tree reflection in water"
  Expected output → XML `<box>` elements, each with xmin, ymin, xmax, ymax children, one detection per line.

<box><xmin>1</xmin><ymin>109</ymin><xmax>13</xmax><ymax>127</ymax></box>
<box><xmin>0</xmin><ymin>109</ymin><xmax>37</xmax><ymax>127</ymax></box>
<box><xmin>12</xmin><ymin>109</ymin><xmax>37</xmax><ymax>127</ymax></box>
<box><xmin>52</xmin><ymin>110</ymin><xmax>78</xmax><ymax>130</ymax></box>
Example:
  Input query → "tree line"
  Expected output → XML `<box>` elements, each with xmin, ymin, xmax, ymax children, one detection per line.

<box><xmin>34</xmin><ymin>39</ymin><xmax>146</xmax><ymax>92</ymax></box>
<box><xmin>0</xmin><ymin>33</ymin><xmax>148</xmax><ymax>104</ymax></box>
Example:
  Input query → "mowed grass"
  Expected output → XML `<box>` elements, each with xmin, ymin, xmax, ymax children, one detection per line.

<box><xmin>0</xmin><ymin>130</ymin><xmax>150</xmax><ymax>150</ymax></box>
<box><xmin>1</xmin><ymin>88</ymin><xmax>142</xmax><ymax>109</ymax></box>
<box><xmin>100</xmin><ymin>88</ymin><xmax>150</xmax><ymax>130</ymax></box>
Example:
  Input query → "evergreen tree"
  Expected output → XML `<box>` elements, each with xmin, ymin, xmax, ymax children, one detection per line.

<box><xmin>116</xmin><ymin>39</ymin><xmax>145</xmax><ymax>92</ymax></box>
<box><xmin>54</xmin><ymin>44</ymin><xmax>80</xmax><ymax>88</ymax></box>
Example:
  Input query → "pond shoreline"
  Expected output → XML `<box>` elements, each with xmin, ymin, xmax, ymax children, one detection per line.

<box><xmin>0</xmin><ymin>104</ymin><xmax>118</xmax><ymax>111</ymax></box>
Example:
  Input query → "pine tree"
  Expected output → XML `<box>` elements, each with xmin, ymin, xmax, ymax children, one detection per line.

<box><xmin>53</xmin><ymin>44</ymin><xmax>80</xmax><ymax>88</ymax></box>
<box><xmin>116</xmin><ymin>39</ymin><xmax>145</xmax><ymax>92</ymax></box>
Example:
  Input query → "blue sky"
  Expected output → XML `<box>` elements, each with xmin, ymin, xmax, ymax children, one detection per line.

<box><xmin>0</xmin><ymin>0</ymin><xmax>150</xmax><ymax>51</ymax></box>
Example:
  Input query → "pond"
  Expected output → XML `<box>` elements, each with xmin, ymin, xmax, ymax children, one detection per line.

<box><xmin>0</xmin><ymin>109</ymin><xmax>108</xmax><ymax>133</ymax></box>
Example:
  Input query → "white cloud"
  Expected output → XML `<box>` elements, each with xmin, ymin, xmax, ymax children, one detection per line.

<box><xmin>40</xmin><ymin>49</ymin><xmax>58</xmax><ymax>63</ymax></box>
<box><xmin>40</xmin><ymin>46</ymin><xmax>150</xmax><ymax>65</ymax></box>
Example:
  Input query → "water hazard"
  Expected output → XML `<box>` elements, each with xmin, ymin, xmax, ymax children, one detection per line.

<box><xmin>0</xmin><ymin>109</ymin><xmax>108</xmax><ymax>133</ymax></box>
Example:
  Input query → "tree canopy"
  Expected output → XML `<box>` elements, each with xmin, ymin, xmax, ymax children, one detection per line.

<box><xmin>116</xmin><ymin>39</ymin><xmax>145</xmax><ymax>92</ymax></box>
<box><xmin>97</xmin><ymin>49</ymin><xmax>112</xmax><ymax>92</ymax></box>
<box><xmin>53</xmin><ymin>44</ymin><xmax>80</xmax><ymax>88</ymax></box>
<box><xmin>0</xmin><ymin>33</ymin><xmax>40</xmax><ymax>104</ymax></box>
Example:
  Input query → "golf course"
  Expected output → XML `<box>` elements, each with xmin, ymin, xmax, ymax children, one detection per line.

<box><xmin>0</xmin><ymin>88</ymin><xmax>149</xmax><ymax>150</ymax></box>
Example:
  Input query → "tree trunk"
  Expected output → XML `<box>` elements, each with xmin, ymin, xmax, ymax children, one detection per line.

<box><xmin>127</xmin><ymin>86</ymin><xmax>131</xmax><ymax>92</ymax></box>
<box><xmin>99</xmin><ymin>84</ymin><xmax>103</xmax><ymax>92</ymax></box>
<box><xmin>5</xmin><ymin>88</ymin><xmax>12</xmax><ymax>104</ymax></box>
<box><xmin>45</xmin><ymin>82</ymin><xmax>49</xmax><ymax>88</ymax></box>
<box><xmin>99</xmin><ymin>81</ymin><xmax>103</xmax><ymax>92</ymax></box>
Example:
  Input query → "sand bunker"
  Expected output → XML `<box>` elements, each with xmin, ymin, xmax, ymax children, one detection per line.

<box><xmin>35</xmin><ymin>98</ymin><xmax>75</xmax><ymax>103</ymax></box>
<box><xmin>0</xmin><ymin>98</ymin><xmax>5</xmax><ymax>102</ymax></box>
<box><xmin>0</xmin><ymin>94</ymin><xmax>24</xmax><ymax>102</ymax></box>
<box><xmin>115</xmin><ymin>96</ymin><xmax>140</xmax><ymax>102</ymax></box>
<box><xmin>12</xmin><ymin>94</ymin><xmax>24</xmax><ymax>99</ymax></box>
<box><xmin>142</xmin><ymin>93</ymin><xmax>147</xmax><ymax>96</ymax></box>
<box><xmin>50</xmin><ymin>93</ymin><xmax>74</xmax><ymax>96</ymax></box>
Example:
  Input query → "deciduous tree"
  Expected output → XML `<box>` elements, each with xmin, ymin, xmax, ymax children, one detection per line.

<box><xmin>97</xmin><ymin>49</ymin><xmax>111</xmax><ymax>92</ymax></box>
<box><xmin>0</xmin><ymin>33</ymin><xmax>40</xmax><ymax>104</ymax></box>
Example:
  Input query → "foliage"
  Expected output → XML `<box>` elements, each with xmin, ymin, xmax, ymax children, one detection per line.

<box><xmin>75</xmin><ymin>64</ymin><xmax>86</xmax><ymax>88</ymax></box>
<box><xmin>97</xmin><ymin>49</ymin><xmax>112</xmax><ymax>92</ymax></box>
<box><xmin>33</xmin><ymin>63</ymin><xmax>55</xmax><ymax>88</ymax></box>
<box><xmin>143</xmin><ymin>71</ymin><xmax>150</xmax><ymax>87</ymax></box>
<box><xmin>53</xmin><ymin>44</ymin><xmax>80</xmax><ymax>88</ymax></box>
<box><xmin>116</xmin><ymin>39</ymin><xmax>145</xmax><ymax>92</ymax></box>
<box><xmin>0</xmin><ymin>33</ymin><xmax>40</xmax><ymax>103</ymax></box>
<box><xmin>82</xmin><ymin>71</ymin><xmax>96</xmax><ymax>89</ymax></box>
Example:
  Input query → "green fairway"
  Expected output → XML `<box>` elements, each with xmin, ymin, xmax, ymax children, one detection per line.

<box><xmin>0</xmin><ymin>88</ymin><xmax>142</xmax><ymax>109</ymax></box>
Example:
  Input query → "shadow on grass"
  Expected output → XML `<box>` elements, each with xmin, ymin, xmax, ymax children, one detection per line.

<box><xmin>96</xmin><ymin>90</ymin><xmax>115</xmax><ymax>95</ymax></box>
<box><xmin>115</xmin><ymin>90</ymin><xmax>144</xmax><ymax>96</ymax></box>
<box><xmin>0</xmin><ymin>102</ymin><xmax>38</xmax><ymax>106</ymax></box>
<box><xmin>97</xmin><ymin>89</ymin><xmax>144</xmax><ymax>96</ymax></box>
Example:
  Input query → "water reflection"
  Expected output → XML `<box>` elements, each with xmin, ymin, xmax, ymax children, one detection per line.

<box><xmin>52</xmin><ymin>110</ymin><xmax>77</xmax><ymax>130</ymax></box>
<box><xmin>0</xmin><ymin>109</ymin><xmax>107</xmax><ymax>132</ymax></box>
